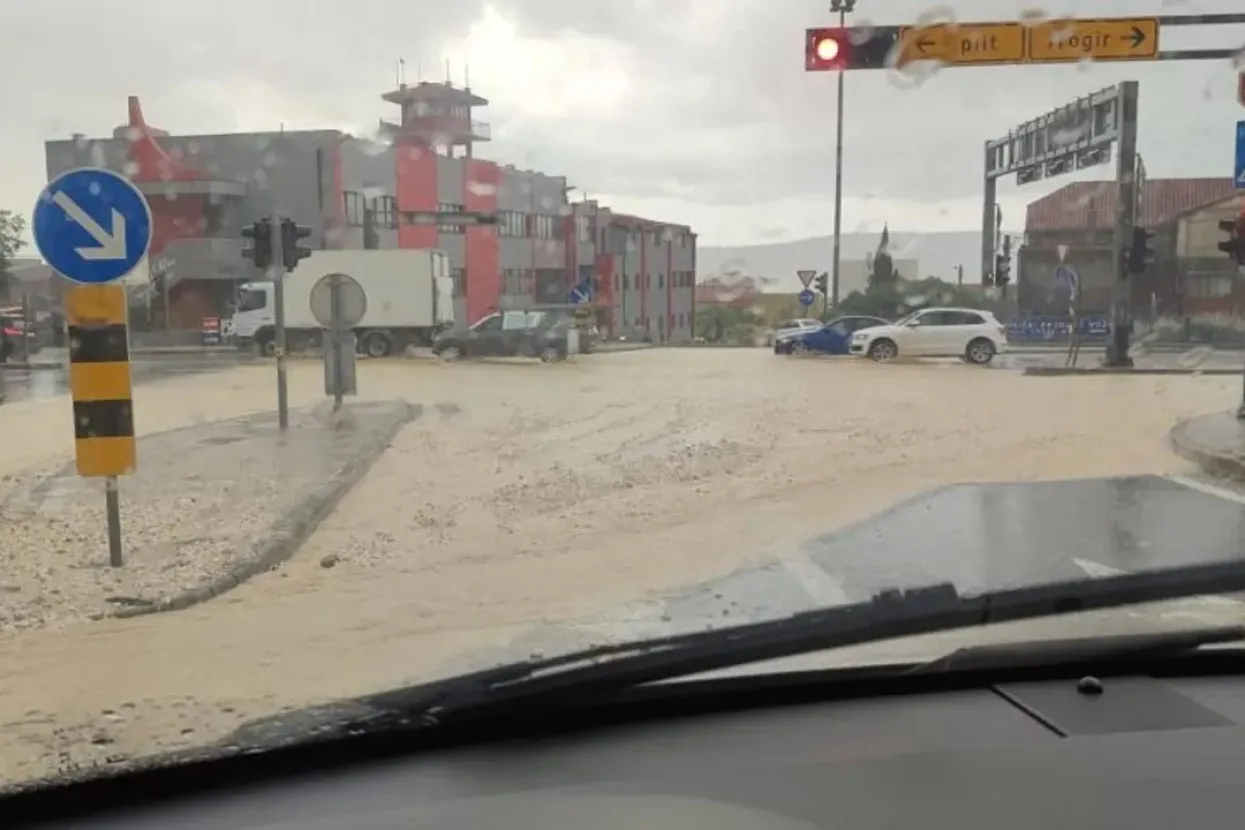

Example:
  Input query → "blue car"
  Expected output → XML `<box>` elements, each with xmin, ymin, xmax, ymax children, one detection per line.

<box><xmin>773</xmin><ymin>315</ymin><xmax>889</xmax><ymax>355</ymax></box>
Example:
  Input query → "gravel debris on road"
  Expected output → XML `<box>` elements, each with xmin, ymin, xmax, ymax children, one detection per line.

<box><xmin>0</xmin><ymin>401</ymin><xmax>411</xmax><ymax>634</ymax></box>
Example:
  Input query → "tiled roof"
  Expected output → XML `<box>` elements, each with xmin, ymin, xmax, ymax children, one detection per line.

<box><xmin>1025</xmin><ymin>178</ymin><xmax>1237</xmax><ymax>231</ymax></box>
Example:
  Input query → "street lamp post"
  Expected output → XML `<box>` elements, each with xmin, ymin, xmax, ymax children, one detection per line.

<box><xmin>828</xmin><ymin>0</ymin><xmax>855</xmax><ymax>312</ymax></box>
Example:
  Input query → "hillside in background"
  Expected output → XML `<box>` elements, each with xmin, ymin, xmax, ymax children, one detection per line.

<box><xmin>698</xmin><ymin>230</ymin><xmax>1021</xmax><ymax>292</ymax></box>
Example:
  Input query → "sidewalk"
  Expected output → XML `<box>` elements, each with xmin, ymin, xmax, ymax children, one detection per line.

<box><xmin>1168</xmin><ymin>411</ymin><xmax>1245</xmax><ymax>479</ymax></box>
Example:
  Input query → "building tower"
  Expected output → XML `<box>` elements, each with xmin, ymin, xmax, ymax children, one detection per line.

<box><xmin>378</xmin><ymin>81</ymin><xmax>490</xmax><ymax>157</ymax></box>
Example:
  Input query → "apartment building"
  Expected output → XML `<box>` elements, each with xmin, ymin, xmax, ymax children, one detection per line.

<box><xmin>45</xmin><ymin>85</ymin><xmax>697</xmax><ymax>339</ymax></box>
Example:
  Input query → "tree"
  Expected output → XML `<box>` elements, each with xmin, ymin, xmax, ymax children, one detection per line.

<box><xmin>837</xmin><ymin>276</ymin><xmax>1005</xmax><ymax>321</ymax></box>
<box><xmin>695</xmin><ymin>305</ymin><xmax>762</xmax><ymax>344</ymax></box>
<box><xmin>866</xmin><ymin>223</ymin><xmax>898</xmax><ymax>288</ymax></box>
<box><xmin>0</xmin><ymin>209</ymin><xmax>27</xmax><ymax>302</ymax></box>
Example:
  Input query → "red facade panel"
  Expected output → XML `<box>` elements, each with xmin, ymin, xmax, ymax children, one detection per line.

<box><xmin>395</xmin><ymin>144</ymin><xmax>438</xmax><ymax>249</ymax></box>
<box><xmin>328</xmin><ymin>140</ymin><xmax>346</xmax><ymax>247</ymax></box>
<box><xmin>464</xmin><ymin>159</ymin><xmax>500</xmax><ymax>324</ymax></box>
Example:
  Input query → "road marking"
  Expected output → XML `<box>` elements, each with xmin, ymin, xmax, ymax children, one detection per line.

<box><xmin>781</xmin><ymin>555</ymin><xmax>851</xmax><ymax>607</ymax></box>
<box><xmin>1168</xmin><ymin>474</ymin><xmax>1245</xmax><ymax>506</ymax></box>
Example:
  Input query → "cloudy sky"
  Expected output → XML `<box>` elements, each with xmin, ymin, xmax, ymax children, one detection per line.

<box><xmin>2</xmin><ymin>0</ymin><xmax>1243</xmax><ymax>247</ymax></box>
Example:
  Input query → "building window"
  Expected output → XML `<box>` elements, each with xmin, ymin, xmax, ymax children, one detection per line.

<box><xmin>532</xmin><ymin>214</ymin><xmax>556</xmax><ymax>239</ymax></box>
<box><xmin>375</xmin><ymin>196</ymin><xmax>397</xmax><ymax>229</ymax></box>
<box><xmin>499</xmin><ymin>210</ymin><xmax>526</xmax><ymax>237</ymax></box>
<box><xmin>438</xmin><ymin>202</ymin><xmax>465</xmax><ymax>234</ymax></box>
<box><xmin>503</xmin><ymin>268</ymin><xmax>533</xmax><ymax>295</ymax></box>
<box><xmin>577</xmin><ymin>215</ymin><xmax>591</xmax><ymax>242</ymax></box>
<box><xmin>1185</xmin><ymin>272</ymin><xmax>1233</xmax><ymax>299</ymax></box>
<box><xmin>343</xmin><ymin>191</ymin><xmax>365</xmax><ymax>226</ymax></box>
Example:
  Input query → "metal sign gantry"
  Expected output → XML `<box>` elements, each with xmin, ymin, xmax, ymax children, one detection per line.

<box><xmin>806</xmin><ymin>12</ymin><xmax>1245</xmax><ymax>72</ymax></box>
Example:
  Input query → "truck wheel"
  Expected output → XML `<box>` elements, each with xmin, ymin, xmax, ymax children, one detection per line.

<box><xmin>256</xmin><ymin>336</ymin><xmax>277</xmax><ymax>358</ymax></box>
<box><xmin>539</xmin><ymin>344</ymin><xmax>564</xmax><ymax>363</ymax></box>
<box><xmin>438</xmin><ymin>345</ymin><xmax>463</xmax><ymax>362</ymax></box>
<box><xmin>361</xmin><ymin>331</ymin><xmax>392</xmax><ymax>358</ymax></box>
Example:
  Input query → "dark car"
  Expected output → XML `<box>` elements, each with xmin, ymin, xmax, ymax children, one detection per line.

<box><xmin>432</xmin><ymin>307</ymin><xmax>573</xmax><ymax>362</ymax></box>
<box><xmin>773</xmin><ymin>315</ymin><xmax>889</xmax><ymax>355</ymax></box>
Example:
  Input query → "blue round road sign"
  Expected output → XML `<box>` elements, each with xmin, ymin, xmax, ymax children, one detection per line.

<box><xmin>32</xmin><ymin>167</ymin><xmax>153</xmax><ymax>286</ymax></box>
<box><xmin>798</xmin><ymin>288</ymin><xmax>816</xmax><ymax>307</ymax></box>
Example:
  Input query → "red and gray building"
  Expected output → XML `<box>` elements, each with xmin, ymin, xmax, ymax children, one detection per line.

<box><xmin>44</xmin><ymin>84</ymin><xmax>697</xmax><ymax>340</ymax></box>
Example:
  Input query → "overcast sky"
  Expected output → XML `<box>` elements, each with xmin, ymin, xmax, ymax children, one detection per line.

<box><xmin>2</xmin><ymin>0</ymin><xmax>1243</xmax><ymax>247</ymax></box>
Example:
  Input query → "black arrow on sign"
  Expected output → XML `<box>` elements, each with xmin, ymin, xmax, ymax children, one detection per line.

<box><xmin>1128</xmin><ymin>26</ymin><xmax>1146</xmax><ymax>49</ymax></box>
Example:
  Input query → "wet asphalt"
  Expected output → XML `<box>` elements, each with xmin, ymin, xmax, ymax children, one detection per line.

<box><xmin>0</xmin><ymin>353</ymin><xmax>256</xmax><ymax>404</ymax></box>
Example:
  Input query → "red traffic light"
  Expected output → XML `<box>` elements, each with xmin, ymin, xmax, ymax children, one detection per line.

<box><xmin>806</xmin><ymin>29</ymin><xmax>846</xmax><ymax>70</ymax></box>
<box><xmin>815</xmin><ymin>35</ymin><xmax>841</xmax><ymax>61</ymax></box>
<box><xmin>805</xmin><ymin>26</ymin><xmax>898</xmax><ymax>72</ymax></box>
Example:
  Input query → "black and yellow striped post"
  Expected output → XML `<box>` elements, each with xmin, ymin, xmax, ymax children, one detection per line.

<box><xmin>66</xmin><ymin>284</ymin><xmax>135</xmax><ymax>566</ymax></box>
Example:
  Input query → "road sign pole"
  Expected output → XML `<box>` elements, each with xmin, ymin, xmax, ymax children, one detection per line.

<box><xmin>1104</xmin><ymin>81</ymin><xmax>1139</xmax><ymax>368</ymax></box>
<box><xmin>65</xmin><ymin>284</ymin><xmax>137</xmax><ymax>568</ymax></box>
<box><xmin>104</xmin><ymin>475</ymin><xmax>123</xmax><ymax>567</ymax></box>
<box><xmin>33</xmin><ymin>168</ymin><xmax>152</xmax><ymax>568</ymax></box>
<box><xmin>331</xmin><ymin>276</ymin><xmax>344</xmax><ymax>411</ymax></box>
<box><xmin>269</xmin><ymin>211</ymin><xmax>289</xmax><ymax>430</ymax></box>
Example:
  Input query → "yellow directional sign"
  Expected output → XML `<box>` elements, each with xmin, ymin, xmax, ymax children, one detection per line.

<box><xmin>1028</xmin><ymin>18</ymin><xmax>1159</xmax><ymax>63</ymax></box>
<box><xmin>898</xmin><ymin>22</ymin><xmax>1026</xmax><ymax>66</ymax></box>
<box><xmin>66</xmin><ymin>284</ymin><xmax>136</xmax><ymax>478</ymax></box>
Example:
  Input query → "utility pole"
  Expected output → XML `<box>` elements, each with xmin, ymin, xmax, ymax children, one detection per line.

<box><xmin>955</xmin><ymin>264</ymin><xmax>963</xmax><ymax>286</ymax></box>
<box><xmin>828</xmin><ymin>0</ymin><xmax>856</xmax><ymax>307</ymax></box>
<box><xmin>1104</xmin><ymin>81</ymin><xmax>1139</xmax><ymax>368</ymax></box>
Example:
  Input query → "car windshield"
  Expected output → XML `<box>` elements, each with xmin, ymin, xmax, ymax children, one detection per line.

<box><xmin>6</xmin><ymin>0</ymin><xmax>1245</xmax><ymax>791</ymax></box>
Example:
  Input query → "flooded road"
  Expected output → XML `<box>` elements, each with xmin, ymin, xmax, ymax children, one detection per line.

<box><xmin>1</xmin><ymin>354</ymin><xmax>253</xmax><ymax>403</ymax></box>
<box><xmin>0</xmin><ymin>350</ymin><xmax>1238</xmax><ymax>783</ymax></box>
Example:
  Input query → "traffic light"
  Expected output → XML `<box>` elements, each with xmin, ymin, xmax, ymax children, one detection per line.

<box><xmin>993</xmin><ymin>237</ymin><xmax>1012</xmax><ymax>294</ymax></box>
<box><xmin>1218</xmin><ymin>216</ymin><xmax>1245</xmax><ymax>263</ymax></box>
<box><xmin>1127</xmin><ymin>226</ymin><xmax>1156</xmax><ymax>274</ymax></box>
<box><xmin>994</xmin><ymin>255</ymin><xmax>1010</xmax><ymax>288</ymax></box>
<box><xmin>240</xmin><ymin>218</ymin><xmax>273</xmax><ymax>270</ymax></box>
<box><xmin>814</xmin><ymin>273</ymin><xmax>829</xmax><ymax>294</ymax></box>
<box><xmin>280</xmin><ymin>219</ymin><xmax>313</xmax><ymax>271</ymax></box>
<box><xmin>805</xmin><ymin>27</ymin><xmax>897</xmax><ymax>72</ymax></box>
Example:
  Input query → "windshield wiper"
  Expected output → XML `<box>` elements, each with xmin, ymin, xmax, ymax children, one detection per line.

<box><xmin>350</xmin><ymin>558</ymin><xmax>1245</xmax><ymax>721</ymax></box>
<box><xmin>907</xmin><ymin>625</ymin><xmax>1245</xmax><ymax>674</ymax></box>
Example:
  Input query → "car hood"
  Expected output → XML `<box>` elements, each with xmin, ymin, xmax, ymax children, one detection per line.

<box><xmin>24</xmin><ymin>475</ymin><xmax>1240</xmax><ymax>790</ymax></box>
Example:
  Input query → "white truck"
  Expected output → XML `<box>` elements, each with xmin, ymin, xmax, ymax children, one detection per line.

<box><xmin>229</xmin><ymin>249</ymin><xmax>455</xmax><ymax>357</ymax></box>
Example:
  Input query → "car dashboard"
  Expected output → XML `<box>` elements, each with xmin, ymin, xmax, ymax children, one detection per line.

<box><xmin>29</xmin><ymin>669</ymin><xmax>1245</xmax><ymax>829</ymax></box>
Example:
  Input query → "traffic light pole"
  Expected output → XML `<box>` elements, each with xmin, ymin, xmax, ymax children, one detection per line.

<box><xmin>1104</xmin><ymin>82</ymin><xmax>1139</xmax><ymax>369</ymax></box>
<box><xmin>828</xmin><ymin>0</ymin><xmax>852</xmax><ymax>308</ymax></box>
<box><xmin>269</xmin><ymin>210</ymin><xmax>289</xmax><ymax>430</ymax></box>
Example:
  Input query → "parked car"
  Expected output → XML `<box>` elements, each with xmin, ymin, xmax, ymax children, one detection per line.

<box><xmin>849</xmin><ymin>307</ymin><xmax>1008</xmax><ymax>365</ymax></box>
<box><xmin>774</xmin><ymin>315</ymin><xmax>890</xmax><ymax>356</ymax></box>
<box><xmin>0</xmin><ymin>311</ymin><xmax>35</xmax><ymax>362</ymax></box>
<box><xmin>764</xmin><ymin>317</ymin><xmax>822</xmax><ymax>347</ymax></box>
<box><xmin>432</xmin><ymin>307</ymin><xmax>573</xmax><ymax>363</ymax></box>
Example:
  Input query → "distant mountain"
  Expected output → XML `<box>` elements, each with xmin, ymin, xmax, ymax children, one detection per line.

<box><xmin>698</xmin><ymin>231</ymin><xmax>1021</xmax><ymax>293</ymax></box>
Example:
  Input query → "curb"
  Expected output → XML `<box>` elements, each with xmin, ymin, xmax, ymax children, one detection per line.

<box><xmin>130</xmin><ymin>347</ymin><xmax>241</xmax><ymax>356</ymax></box>
<box><xmin>107</xmin><ymin>400</ymin><xmax>421</xmax><ymax>619</ymax></box>
<box><xmin>0</xmin><ymin>362</ymin><xmax>63</xmax><ymax>371</ymax></box>
<box><xmin>1023</xmin><ymin>367</ymin><xmax>1242</xmax><ymax>376</ymax></box>
<box><xmin>1168</xmin><ymin>415</ymin><xmax>1245</xmax><ymax>481</ymax></box>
